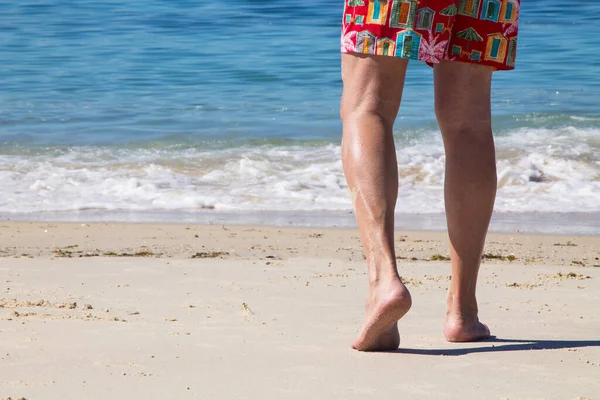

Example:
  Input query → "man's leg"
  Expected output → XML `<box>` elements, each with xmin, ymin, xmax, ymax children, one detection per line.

<box><xmin>433</xmin><ymin>61</ymin><xmax>496</xmax><ymax>342</ymax></box>
<box><xmin>340</xmin><ymin>53</ymin><xmax>412</xmax><ymax>351</ymax></box>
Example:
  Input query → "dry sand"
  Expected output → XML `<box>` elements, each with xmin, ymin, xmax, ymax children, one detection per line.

<box><xmin>0</xmin><ymin>222</ymin><xmax>598</xmax><ymax>399</ymax></box>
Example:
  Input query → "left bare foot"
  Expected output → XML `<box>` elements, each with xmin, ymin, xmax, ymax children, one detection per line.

<box><xmin>352</xmin><ymin>277</ymin><xmax>412</xmax><ymax>352</ymax></box>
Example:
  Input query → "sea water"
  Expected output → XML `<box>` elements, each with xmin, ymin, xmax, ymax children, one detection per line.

<box><xmin>0</xmin><ymin>0</ymin><xmax>599</xmax><ymax>233</ymax></box>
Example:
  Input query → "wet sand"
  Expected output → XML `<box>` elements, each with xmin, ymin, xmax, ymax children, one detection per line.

<box><xmin>0</xmin><ymin>222</ymin><xmax>598</xmax><ymax>399</ymax></box>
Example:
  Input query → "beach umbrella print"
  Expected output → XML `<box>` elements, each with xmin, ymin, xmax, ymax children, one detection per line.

<box><xmin>440</xmin><ymin>3</ymin><xmax>458</xmax><ymax>16</ymax></box>
<box><xmin>455</xmin><ymin>26</ymin><xmax>483</xmax><ymax>57</ymax></box>
<box><xmin>456</xmin><ymin>27</ymin><xmax>484</xmax><ymax>42</ymax></box>
<box><xmin>439</xmin><ymin>3</ymin><xmax>457</xmax><ymax>31</ymax></box>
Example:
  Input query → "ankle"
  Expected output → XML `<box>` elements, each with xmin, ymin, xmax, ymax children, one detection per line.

<box><xmin>368</xmin><ymin>270</ymin><xmax>401</xmax><ymax>288</ymax></box>
<box><xmin>446</xmin><ymin>292</ymin><xmax>478</xmax><ymax>319</ymax></box>
<box><xmin>366</xmin><ymin>257</ymin><xmax>398</xmax><ymax>283</ymax></box>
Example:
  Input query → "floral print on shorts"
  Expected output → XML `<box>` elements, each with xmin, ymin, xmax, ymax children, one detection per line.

<box><xmin>341</xmin><ymin>0</ymin><xmax>520</xmax><ymax>70</ymax></box>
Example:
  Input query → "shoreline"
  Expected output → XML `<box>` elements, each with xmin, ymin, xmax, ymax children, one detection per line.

<box><xmin>1</xmin><ymin>210</ymin><xmax>599</xmax><ymax>236</ymax></box>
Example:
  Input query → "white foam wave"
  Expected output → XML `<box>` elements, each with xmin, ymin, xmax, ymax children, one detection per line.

<box><xmin>570</xmin><ymin>116</ymin><xmax>600</xmax><ymax>122</ymax></box>
<box><xmin>0</xmin><ymin>127</ymin><xmax>598</xmax><ymax>215</ymax></box>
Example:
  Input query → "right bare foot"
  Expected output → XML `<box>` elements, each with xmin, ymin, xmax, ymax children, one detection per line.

<box><xmin>352</xmin><ymin>278</ymin><xmax>412</xmax><ymax>352</ymax></box>
<box><xmin>444</xmin><ymin>314</ymin><xmax>491</xmax><ymax>342</ymax></box>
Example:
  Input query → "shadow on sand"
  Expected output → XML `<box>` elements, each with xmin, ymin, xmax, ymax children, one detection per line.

<box><xmin>395</xmin><ymin>337</ymin><xmax>600</xmax><ymax>356</ymax></box>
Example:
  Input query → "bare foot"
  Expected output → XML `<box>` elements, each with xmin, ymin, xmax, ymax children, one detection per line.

<box><xmin>444</xmin><ymin>315</ymin><xmax>491</xmax><ymax>342</ymax></box>
<box><xmin>352</xmin><ymin>278</ymin><xmax>412</xmax><ymax>352</ymax></box>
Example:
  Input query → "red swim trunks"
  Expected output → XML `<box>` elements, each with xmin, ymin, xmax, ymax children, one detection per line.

<box><xmin>341</xmin><ymin>0</ymin><xmax>520</xmax><ymax>70</ymax></box>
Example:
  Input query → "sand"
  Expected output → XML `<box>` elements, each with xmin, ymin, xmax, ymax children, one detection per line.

<box><xmin>0</xmin><ymin>222</ymin><xmax>598</xmax><ymax>399</ymax></box>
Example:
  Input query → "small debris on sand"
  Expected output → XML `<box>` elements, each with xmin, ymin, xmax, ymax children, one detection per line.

<box><xmin>242</xmin><ymin>302</ymin><xmax>254</xmax><ymax>315</ymax></box>
<box><xmin>505</xmin><ymin>282</ymin><xmax>540</xmax><ymax>289</ymax></box>
<box><xmin>191</xmin><ymin>251</ymin><xmax>229</xmax><ymax>259</ymax></box>
<box><xmin>554</xmin><ymin>272</ymin><xmax>591</xmax><ymax>280</ymax></box>
<box><xmin>401</xmin><ymin>277</ymin><xmax>423</xmax><ymax>287</ymax></box>
<box><xmin>483</xmin><ymin>253</ymin><xmax>517</xmax><ymax>261</ymax></box>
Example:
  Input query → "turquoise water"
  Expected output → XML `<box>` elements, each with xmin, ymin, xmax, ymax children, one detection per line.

<box><xmin>0</xmin><ymin>0</ymin><xmax>599</xmax><ymax>231</ymax></box>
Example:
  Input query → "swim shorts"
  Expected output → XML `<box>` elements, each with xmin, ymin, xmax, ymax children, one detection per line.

<box><xmin>341</xmin><ymin>0</ymin><xmax>520</xmax><ymax>70</ymax></box>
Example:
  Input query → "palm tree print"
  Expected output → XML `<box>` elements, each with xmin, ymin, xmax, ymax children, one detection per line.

<box><xmin>419</xmin><ymin>31</ymin><xmax>448</xmax><ymax>64</ymax></box>
<box><xmin>341</xmin><ymin>23</ymin><xmax>357</xmax><ymax>53</ymax></box>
